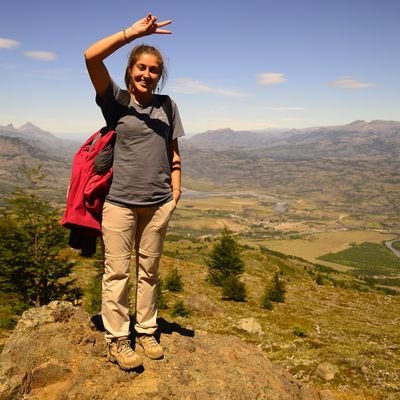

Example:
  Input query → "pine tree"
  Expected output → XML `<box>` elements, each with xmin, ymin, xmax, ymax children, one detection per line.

<box><xmin>206</xmin><ymin>227</ymin><xmax>244</xmax><ymax>286</ymax></box>
<box><xmin>222</xmin><ymin>274</ymin><xmax>247</xmax><ymax>301</ymax></box>
<box><xmin>0</xmin><ymin>166</ymin><xmax>78</xmax><ymax>308</ymax></box>
<box><xmin>266</xmin><ymin>272</ymin><xmax>286</xmax><ymax>303</ymax></box>
<box><xmin>165</xmin><ymin>267</ymin><xmax>184</xmax><ymax>292</ymax></box>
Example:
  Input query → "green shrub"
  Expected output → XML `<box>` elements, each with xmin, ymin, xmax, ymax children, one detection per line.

<box><xmin>293</xmin><ymin>325</ymin><xmax>307</xmax><ymax>337</ymax></box>
<box><xmin>165</xmin><ymin>267</ymin><xmax>184</xmax><ymax>292</ymax></box>
<box><xmin>315</xmin><ymin>274</ymin><xmax>324</xmax><ymax>285</ymax></box>
<box><xmin>222</xmin><ymin>275</ymin><xmax>247</xmax><ymax>301</ymax></box>
<box><xmin>170</xmin><ymin>300</ymin><xmax>190</xmax><ymax>317</ymax></box>
<box><xmin>260</xmin><ymin>295</ymin><xmax>273</xmax><ymax>310</ymax></box>
<box><xmin>266</xmin><ymin>272</ymin><xmax>286</xmax><ymax>303</ymax></box>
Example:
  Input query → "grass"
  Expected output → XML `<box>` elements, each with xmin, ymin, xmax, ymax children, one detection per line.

<box><xmin>155</xmin><ymin>239</ymin><xmax>400</xmax><ymax>399</ymax></box>
<box><xmin>259</xmin><ymin>231</ymin><xmax>397</xmax><ymax>271</ymax></box>
<box><xmin>318</xmin><ymin>242</ymin><xmax>400</xmax><ymax>276</ymax></box>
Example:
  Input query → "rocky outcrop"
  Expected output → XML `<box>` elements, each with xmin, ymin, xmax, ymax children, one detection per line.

<box><xmin>0</xmin><ymin>301</ymin><xmax>321</xmax><ymax>400</ymax></box>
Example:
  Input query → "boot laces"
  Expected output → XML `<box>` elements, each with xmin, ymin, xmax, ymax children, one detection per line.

<box><xmin>117</xmin><ymin>339</ymin><xmax>134</xmax><ymax>355</ymax></box>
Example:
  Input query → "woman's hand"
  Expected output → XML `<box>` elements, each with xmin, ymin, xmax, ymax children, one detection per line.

<box><xmin>128</xmin><ymin>13</ymin><xmax>172</xmax><ymax>39</ymax></box>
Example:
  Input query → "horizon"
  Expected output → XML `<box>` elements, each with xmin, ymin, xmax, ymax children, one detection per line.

<box><xmin>1</xmin><ymin>0</ymin><xmax>399</xmax><ymax>134</ymax></box>
<box><xmin>2</xmin><ymin>118</ymin><xmax>400</xmax><ymax>141</ymax></box>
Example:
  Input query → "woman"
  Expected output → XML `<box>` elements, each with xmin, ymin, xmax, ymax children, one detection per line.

<box><xmin>84</xmin><ymin>13</ymin><xmax>184</xmax><ymax>370</ymax></box>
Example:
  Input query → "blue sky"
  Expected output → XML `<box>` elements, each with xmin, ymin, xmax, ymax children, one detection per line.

<box><xmin>1</xmin><ymin>0</ymin><xmax>399</xmax><ymax>136</ymax></box>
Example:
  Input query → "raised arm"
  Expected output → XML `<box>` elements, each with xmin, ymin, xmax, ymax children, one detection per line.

<box><xmin>84</xmin><ymin>13</ymin><xmax>172</xmax><ymax>97</ymax></box>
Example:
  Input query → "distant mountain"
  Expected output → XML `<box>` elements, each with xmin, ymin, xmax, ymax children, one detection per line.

<box><xmin>1</xmin><ymin>120</ymin><xmax>400</xmax><ymax>211</ymax></box>
<box><xmin>182</xmin><ymin>128</ymin><xmax>287</xmax><ymax>150</ymax></box>
<box><xmin>0</xmin><ymin>122</ymin><xmax>80</xmax><ymax>155</ymax></box>
<box><xmin>182</xmin><ymin>120</ymin><xmax>400</xmax><ymax>160</ymax></box>
<box><xmin>0</xmin><ymin>123</ymin><xmax>81</xmax><ymax>202</ymax></box>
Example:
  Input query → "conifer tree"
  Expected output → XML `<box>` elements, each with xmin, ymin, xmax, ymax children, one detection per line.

<box><xmin>222</xmin><ymin>274</ymin><xmax>247</xmax><ymax>301</ymax></box>
<box><xmin>0</xmin><ymin>166</ymin><xmax>78</xmax><ymax>308</ymax></box>
<box><xmin>266</xmin><ymin>271</ymin><xmax>286</xmax><ymax>303</ymax></box>
<box><xmin>165</xmin><ymin>267</ymin><xmax>184</xmax><ymax>292</ymax></box>
<box><xmin>206</xmin><ymin>227</ymin><xmax>244</xmax><ymax>286</ymax></box>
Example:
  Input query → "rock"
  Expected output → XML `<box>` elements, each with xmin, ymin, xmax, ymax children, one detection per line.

<box><xmin>319</xmin><ymin>389</ymin><xmax>337</xmax><ymax>400</ymax></box>
<box><xmin>315</xmin><ymin>362</ymin><xmax>340</xmax><ymax>382</ymax></box>
<box><xmin>236</xmin><ymin>317</ymin><xmax>263</xmax><ymax>335</ymax></box>
<box><xmin>0</xmin><ymin>301</ymin><xmax>319</xmax><ymax>400</ymax></box>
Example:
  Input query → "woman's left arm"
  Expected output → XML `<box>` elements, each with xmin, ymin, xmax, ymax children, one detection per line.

<box><xmin>170</xmin><ymin>138</ymin><xmax>182</xmax><ymax>203</ymax></box>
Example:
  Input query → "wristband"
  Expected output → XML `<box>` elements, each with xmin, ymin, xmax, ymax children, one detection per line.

<box><xmin>123</xmin><ymin>29</ymin><xmax>130</xmax><ymax>43</ymax></box>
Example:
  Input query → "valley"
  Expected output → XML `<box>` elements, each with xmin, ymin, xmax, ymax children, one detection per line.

<box><xmin>1</xmin><ymin>120</ymin><xmax>400</xmax><ymax>398</ymax></box>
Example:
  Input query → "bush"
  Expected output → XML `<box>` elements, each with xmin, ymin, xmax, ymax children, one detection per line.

<box><xmin>170</xmin><ymin>300</ymin><xmax>190</xmax><ymax>317</ymax></box>
<box><xmin>266</xmin><ymin>272</ymin><xmax>286</xmax><ymax>303</ymax></box>
<box><xmin>292</xmin><ymin>325</ymin><xmax>307</xmax><ymax>337</ymax></box>
<box><xmin>315</xmin><ymin>274</ymin><xmax>324</xmax><ymax>285</ymax></box>
<box><xmin>222</xmin><ymin>275</ymin><xmax>247</xmax><ymax>301</ymax></box>
<box><xmin>260</xmin><ymin>294</ymin><xmax>273</xmax><ymax>310</ymax></box>
<box><xmin>165</xmin><ymin>267</ymin><xmax>184</xmax><ymax>292</ymax></box>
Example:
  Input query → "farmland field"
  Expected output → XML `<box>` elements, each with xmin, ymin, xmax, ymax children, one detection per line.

<box><xmin>171</xmin><ymin>192</ymin><xmax>398</xmax><ymax>271</ymax></box>
<box><xmin>318</xmin><ymin>242</ymin><xmax>400</xmax><ymax>276</ymax></box>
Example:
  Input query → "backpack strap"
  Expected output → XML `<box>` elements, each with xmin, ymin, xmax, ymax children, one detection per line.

<box><xmin>158</xmin><ymin>95</ymin><xmax>174</xmax><ymax>137</ymax></box>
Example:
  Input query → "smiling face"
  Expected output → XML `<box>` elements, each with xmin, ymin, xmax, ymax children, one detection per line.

<box><xmin>129</xmin><ymin>53</ymin><xmax>161</xmax><ymax>104</ymax></box>
<box><xmin>124</xmin><ymin>45</ymin><xmax>167</xmax><ymax>104</ymax></box>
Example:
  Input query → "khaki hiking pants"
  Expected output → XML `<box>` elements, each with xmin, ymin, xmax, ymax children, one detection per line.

<box><xmin>101</xmin><ymin>199</ymin><xmax>176</xmax><ymax>339</ymax></box>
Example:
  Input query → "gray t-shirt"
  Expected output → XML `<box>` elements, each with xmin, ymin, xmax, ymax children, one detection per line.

<box><xmin>96</xmin><ymin>80</ymin><xmax>185</xmax><ymax>206</ymax></box>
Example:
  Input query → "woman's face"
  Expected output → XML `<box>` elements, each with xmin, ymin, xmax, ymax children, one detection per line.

<box><xmin>130</xmin><ymin>53</ymin><xmax>161</xmax><ymax>98</ymax></box>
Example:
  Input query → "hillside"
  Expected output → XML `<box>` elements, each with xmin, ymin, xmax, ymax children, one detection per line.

<box><xmin>0</xmin><ymin>123</ymin><xmax>79</xmax><ymax>201</ymax></box>
<box><xmin>180</xmin><ymin>120</ymin><xmax>400</xmax><ymax>232</ymax></box>
<box><xmin>1</xmin><ymin>240</ymin><xmax>400</xmax><ymax>399</ymax></box>
<box><xmin>0</xmin><ymin>302</ymin><xmax>319</xmax><ymax>400</ymax></box>
<box><xmin>1</xmin><ymin>120</ymin><xmax>400</xmax><ymax>398</ymax></box>
<box><xmin>183</xmin><ymin>120</ymin><xmax>400</xmax><ymax>158</ymax></box>
<box><xmin>1</xmin><ymin>119</ymin><xmax>399</xmax><ymax>213</ymax></box>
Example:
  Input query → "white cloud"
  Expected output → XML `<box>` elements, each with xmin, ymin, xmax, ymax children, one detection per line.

<box><xmin>257</xmin><ymin>72</ymin><xmax>287</xmax><ymax>86</ymax></box>
<box><xmin>23</xmin><ymin>51</ymin><xmax>57</xmax><ymax>61</ymax></box>
<box><xmin>0</xmin><ymin>37</ymin><xmax>21</xmax><ymax>49</ymax></box>
<box><xmin>170</xmin><ymin>77</ymin><xmax>244</xmax><ymax>97</ymax></box>
<box><xmin>331</xmin><ymin>76</ymin><xmax>373</xmax><ymax>89</ymax></box>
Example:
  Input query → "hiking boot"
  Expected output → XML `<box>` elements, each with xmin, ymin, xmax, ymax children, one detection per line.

<box><xmin>136</xmin><ymin>334</ymin><xmax>164</xmax><ymax>359</ymax></box>
<box><xmin>107</xmin><ymin>337</ymin><xmax>143</xmax><ymax>370</ymax></box>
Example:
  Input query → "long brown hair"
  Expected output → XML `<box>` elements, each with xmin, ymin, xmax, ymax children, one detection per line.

<box><xmin>124</xmin><ymin>44</ymin><xmax>168</xmax><ymax>93</ymax></box>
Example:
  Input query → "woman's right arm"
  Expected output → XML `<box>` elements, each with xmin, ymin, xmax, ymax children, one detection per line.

<box><xmin>84</xmin><ymin>13</ymin><xmax>172</xmax><ymax>97</ymax></box>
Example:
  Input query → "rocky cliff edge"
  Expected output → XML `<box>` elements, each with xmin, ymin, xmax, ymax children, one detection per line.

<box><xmin>0</xmin><ymin>301</ymin><xmax>323</xmax><ymax>400</ymax></box>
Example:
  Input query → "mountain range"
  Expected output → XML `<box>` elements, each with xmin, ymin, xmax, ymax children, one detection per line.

<box><xmin>0</xmin><ymin>120</ymin><xmax>399</xmax><ymax>208</ymax></box>
<box><xmin>0</xmin><ymin>123</ymin><xmax>80</xmax><ymax>200</ymax></box>
<box><xmin>182</xmin><ymin>120</ymin><xmax>400</xmax><ymax>160</ymax></box>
